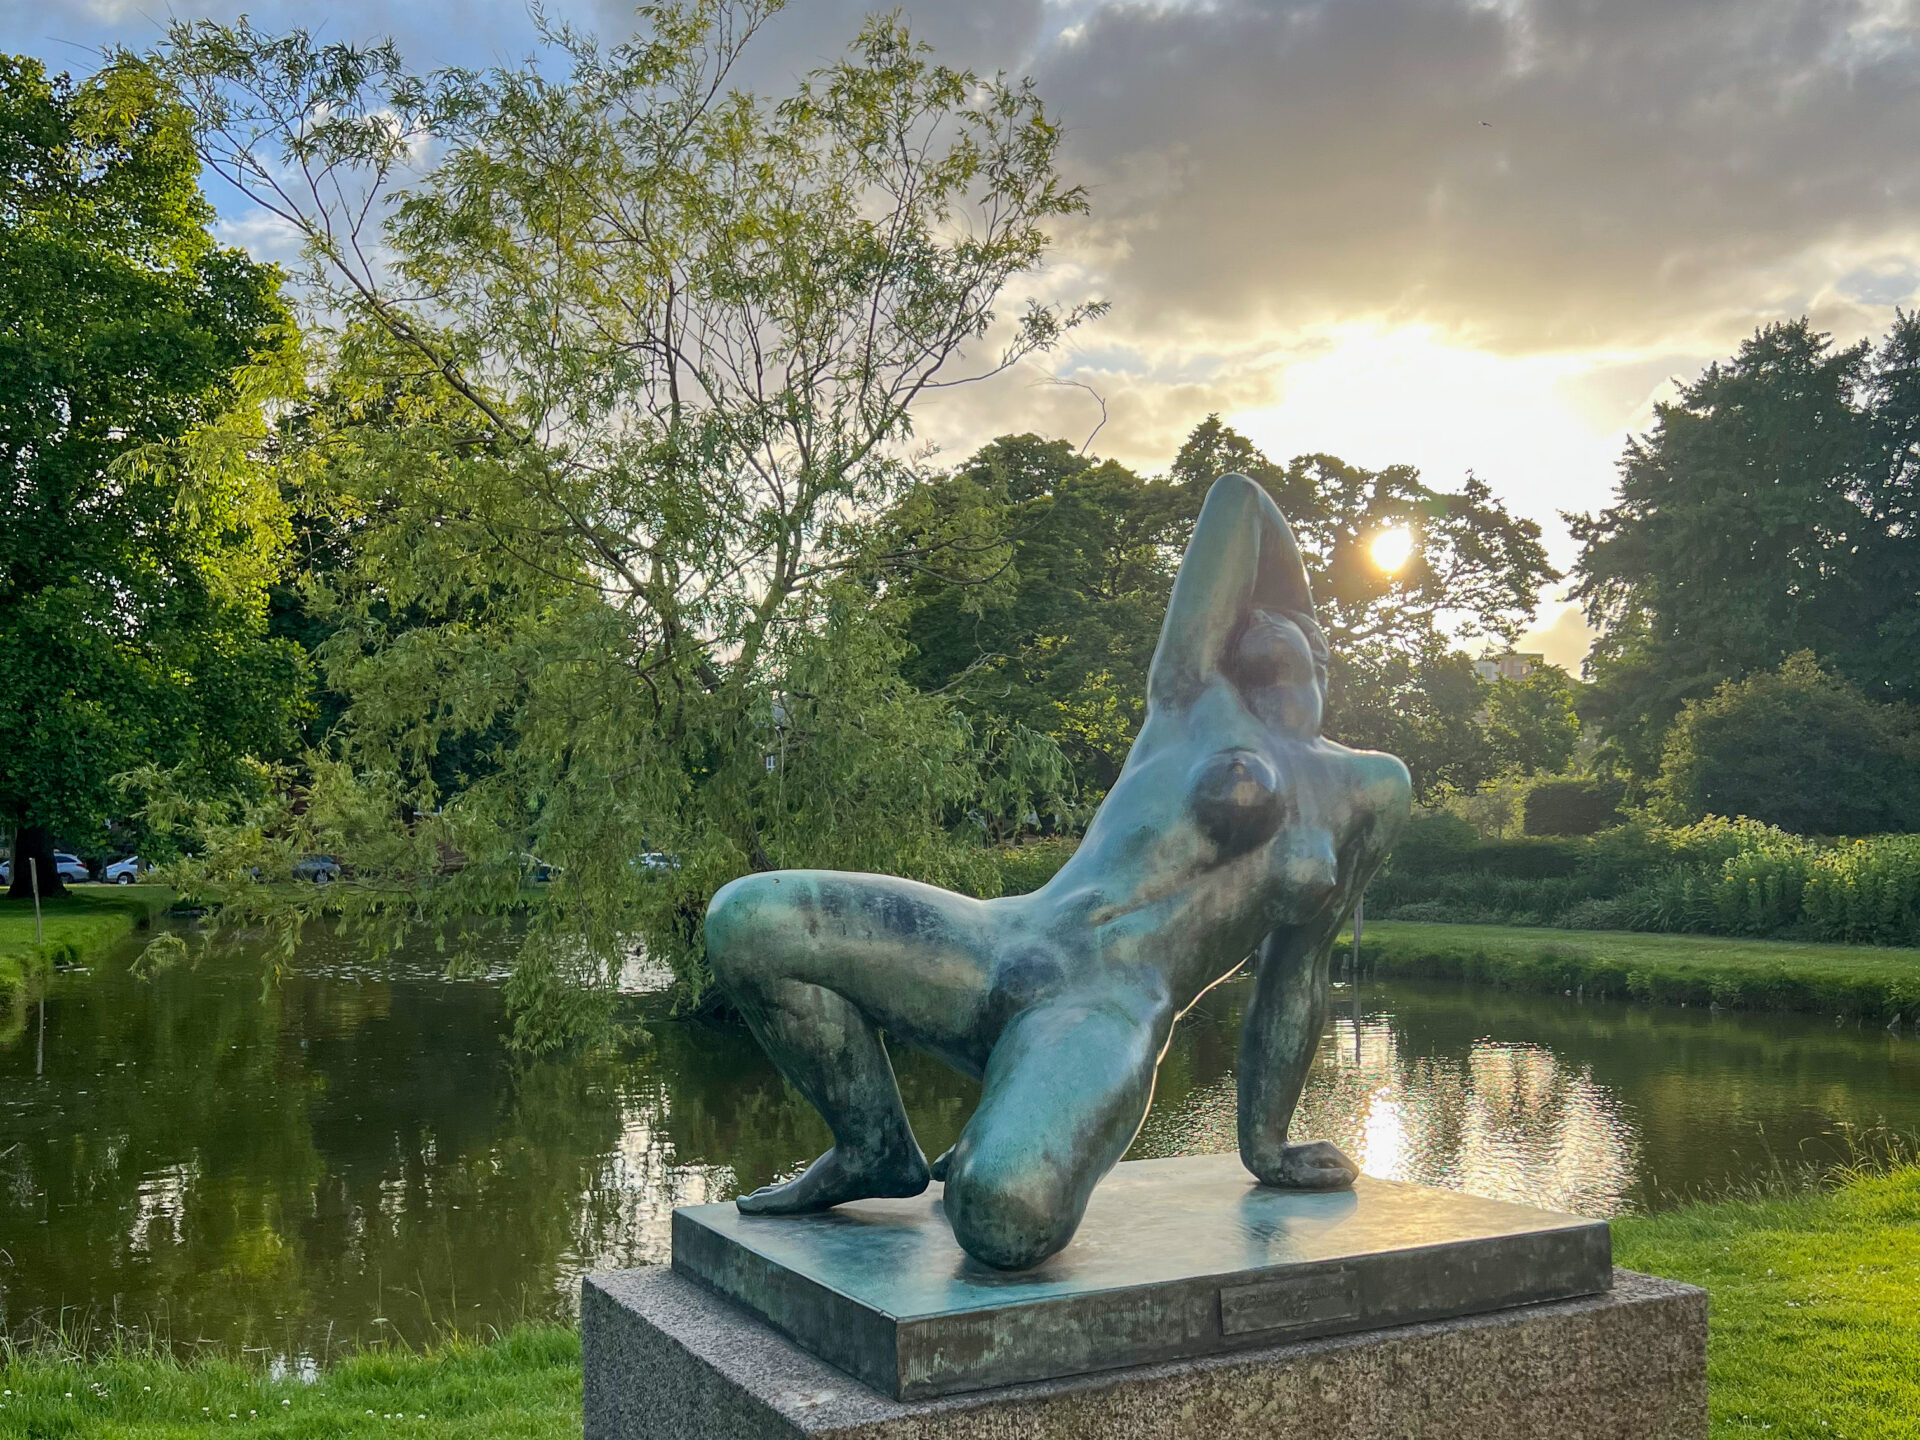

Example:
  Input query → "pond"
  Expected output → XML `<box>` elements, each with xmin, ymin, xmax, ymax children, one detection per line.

<box><xmin>2</xmin><ymin>923</ymin><xmax>1916</xmax><ymax>1363</ymax></box>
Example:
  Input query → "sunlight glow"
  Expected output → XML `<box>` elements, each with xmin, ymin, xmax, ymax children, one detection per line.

<box><xmin>1370</xmin><ymin>527</ymin><xmax>1415</xmax><ymax>573</ymax></box>
<box><xmin>1231</xmin><ymin>324</ymin><xmax>1652</xmax><ymax>575</ymax></box>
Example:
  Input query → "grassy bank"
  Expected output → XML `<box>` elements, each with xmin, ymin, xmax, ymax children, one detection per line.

<box><xmin>1349</xmin><ymin>920</ymin><xmax>1920</xmax><ymax>1021</ymax></box>
<box><xmin>0</xmin><ymin>1325</ymin><xmax>581</xmax><ymax>1439</ymax></box>
<box><xmin>2</xmin><ymin>1170</ymin><xmax>1913</xmax><ymax>1438</ymax></box>
<box><xmin>1615</xmin><ymin>1164</ymin><xmax>1920</xmax><ymax>1437</ymax></box>
<box><xmin>0</xmin><ymin>884</ymin><xmax>174</xmax><ymax>971</ymax></box>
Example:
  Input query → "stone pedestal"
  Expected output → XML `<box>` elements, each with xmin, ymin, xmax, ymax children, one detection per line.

<box><xmin>582</xmin><ymin>1264</ymin><xmax>1707</xmax><ymax>1439</ymax></box>
<box><xmin>669</xmin><ymin>1153</ymin><xmax>1613</xmax><ymax>1399</ymax></box>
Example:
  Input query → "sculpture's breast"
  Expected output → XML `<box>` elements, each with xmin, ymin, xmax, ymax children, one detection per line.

<box><xmin>1187</xmin><ymin>747</ymin><xmax>1287</xmax><ymax>857</ymax></box>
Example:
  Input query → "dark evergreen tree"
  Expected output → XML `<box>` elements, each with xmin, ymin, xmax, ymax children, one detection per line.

<box><xmin>1572</xmin><ymin>317</ymin><xmax>1920</xmax><ymax>785</ymax></box>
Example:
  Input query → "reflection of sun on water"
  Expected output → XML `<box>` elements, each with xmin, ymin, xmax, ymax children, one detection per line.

<box><xmin>1356</xmin><ymin>1087</ymin><xmax>1405</xmax><ymax>1178</ymax></box>
<box><xmin>1129</xmin><ymin>994</ymin><xmax>1638</xmax><ymax>1216</ymax></box>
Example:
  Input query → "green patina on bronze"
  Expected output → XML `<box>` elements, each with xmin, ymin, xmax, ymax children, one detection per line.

<box><xmin>705</xmin><ymin>474</ymin><xmax>1413</xmax><ymax>1271</ymax></box>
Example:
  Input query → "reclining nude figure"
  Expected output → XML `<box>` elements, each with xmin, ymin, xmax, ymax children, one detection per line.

<box><xmin>705</xmin><ymin>473</ymin><xmax>1412</xmax><ymax>1271</ymax></box>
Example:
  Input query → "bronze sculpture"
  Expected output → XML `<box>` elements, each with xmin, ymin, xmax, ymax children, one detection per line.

<box><xmin>705</xmin><ymin>473</ymin><xmax>1412</xmax><ymax>1271</ymax></box>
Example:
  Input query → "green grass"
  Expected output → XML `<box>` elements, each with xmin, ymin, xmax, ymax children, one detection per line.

<box><xmin>0</xmin><ymin>885</ymin><xmax>175</xmax><ymax>971</ymax></box>
<box><xmin>1616</xmin><ymin>1165</ymin><xmax>1920</xmax><ymax>1438</ymax></box>
<box><xmin>1350</xmin><ymin>920</ymin><xmax>1920</xmax><ymax>1021</ymax></box>
<box><xmin>1</xmin><ymin>1172</ymin><xmax>1914</xmax><ymax>1438</ymax></box>
<box><xmin>0</xmin><ymin>1326</ymin><xmax>581</xmax><ymax>1439</ymax></box>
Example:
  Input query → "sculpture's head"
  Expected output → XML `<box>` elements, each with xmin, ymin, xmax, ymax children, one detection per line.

<box><xmin>1146</xmin><ymin>472</ymin><xmax>1331</xmax><ymax>741</ymax></box>
<box><xmin>1223</xmin><ymin>601</ymin><xmax>1328</xmax><ymax>738</ymax></box>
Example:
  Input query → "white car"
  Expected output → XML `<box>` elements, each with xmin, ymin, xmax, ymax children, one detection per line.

<box><xmin>1</xmin><ymin>853</ymin><xmax>90</xmax><ymax>884</ymax></box>
<box><xmin>104</xmin><ymin>855</ymin><xmax>144</xmax><ymax>885</ymax></box>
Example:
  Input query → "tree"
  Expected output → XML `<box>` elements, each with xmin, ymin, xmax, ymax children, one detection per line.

<box><xmin>1169</xmin><ymin>423</ymin><xmax>1556</xmax><ymax>657</ymax></box>
<box><xmin>890</xmin><ymin>419</ymin><xmax>1557</xmax><ymax>802</ymax></box>
<box><xmin>0</xmin><ymin>55</ymin><xmax>303</xmax><ymax>900</ymax></box>
<box><xmin>1168</xmin><ymin>422</ymin><xmax>1557</xmax><ymax>798</ymax></box>
<box><xmin>1482</xmin><ymin>665</ymin><xmax>1582</xmax><ymax>777</ymax></box>
<box><xmin>1655</xmin><ymin>653</ymin><xmax>1920</xmax><ymax>835</ymax></box>
<box><xmin>1323</xmin><ymin>640</ymin><xmax>1494</xmax><ymax>803</ymax></box>
<box><xmin>148</xmin><ymin>3</ymin><xmax>1095</xmax><ymax>1030</ymax></box>
<box><xmin>887</xmin><ymin>435</ymin><xmax>1188</xmax><ymax>794</ymax></box>
<box><xmin>1572</xmin><ymin>317</ymin><xmax>1920</xmax><ymax>783</ymax></box>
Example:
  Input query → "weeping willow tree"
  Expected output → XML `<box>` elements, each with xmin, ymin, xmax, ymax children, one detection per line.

<box><xmin>136</xmin><ymin>1</ymin><xmax>1093</xmax><ymax>1042</ymax></box>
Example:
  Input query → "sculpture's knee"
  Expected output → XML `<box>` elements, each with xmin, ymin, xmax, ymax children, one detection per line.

<box><xmin>704</xmin><ymin>873</ymin><xmax>781</xmax><ymax>993</ymax></box>
<box><xmin>944</xmin><ymin>1152</ymin><xmax>1079</xmax><ymax>1271</ymax></box>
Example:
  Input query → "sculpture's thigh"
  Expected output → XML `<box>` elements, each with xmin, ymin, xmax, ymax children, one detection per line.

<box><xmin>706</xmin><ymin>869</ymin><xmax>998</xmax><ymax>1055</ymax></box>
<box><xmin>942</xmin><ymin>990</ymin><xmax>1170</xmax><ymax>1270</ymax></box>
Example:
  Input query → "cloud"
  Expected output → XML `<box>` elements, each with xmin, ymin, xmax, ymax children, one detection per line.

<box><xmin>1031</xmin><ymin>0</ymin><xmax>1920</xmax><ymax>355</ymax></box>
<box><xmin>1518</xmin><ymin>599</ymin><xmax>1597</xmax><ymax>674</ymax></box>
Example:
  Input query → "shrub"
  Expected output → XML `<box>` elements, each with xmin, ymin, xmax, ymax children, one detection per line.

<box><xmin>1656</xmin><ymin>653</ymin><xmax>1920</xmax><ymax>834</ymax></box>
<box><xmin>1616</xmin><ymin>867</ymin><xmax>1720</xmax><ymax>932</ymax></box>
<box><xmin>1372</xmin><ymin>805</ymin><xmax>1920</xmax><ymax>946</ymax></box>
<box><xmin>1455</xmin><ymin>837</ymin><xmax>1585</xmax><ymax>879</ymax></box>
<box><xmin>1803</xmin><ymin>836</ymin><xmax>1920</xmax><ymax>946</ymax></box>
<box><xmin>1383</xmin><ymin>811</ymin><xmax>1479</xmax><ymax>875</ymax></box>
<box><xmin>993</xmin><ymin>837</ymin><xmax>1078</xmax><ymax>896</ymax></box>
<box><xmin>1712</xmin><ymin>840</ymin><xmax>1813</xmax><ymax>936</ymax></box>
<box><xmin>1521</xmin><ymin>778</ymin><xmax>1624</xmax><ymax>836</ymax></box>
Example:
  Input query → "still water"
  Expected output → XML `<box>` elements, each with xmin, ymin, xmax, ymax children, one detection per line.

<box><xmin>2</xmin><ymin>925</ymin><xmax>1916</xmax><ymax>1359</ymax></box>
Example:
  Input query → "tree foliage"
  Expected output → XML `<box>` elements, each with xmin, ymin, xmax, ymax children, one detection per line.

<box><xmin>886</xmin><ymin>433</ymin><xmax>1187</xmax><ymax>796</ymax></box>
<box><xmin>1170</xmin><ymin>420</ymin><xmax>1554</xmax><ymax>655</ymax></box>
<box><xmin>1482</xmin><ymin>665</ymin><xmax>1582</xmax><ymax>777</ymax></box>
<box><xmin>145</xmin><ymin>2</ymin><xmax>1095</xmax><ymax>1030</ymax></box>
<box><xmin>1655</xmin><ymin>653</ymin><xmax>1920</xmax><ymax>835</ymax></box>
<box><xmin>0</xmin><ymin>54</ymin><xmax>302</xmax><ymax>899</ymax></box>
<box><xmin>889</xmin><ymin>418</ymin><xmax>1558</xmax><ymax>803</ymax></box>
<box><xmin>1573</xmin><ymin>316</ymin><xmax>1920</xmax><ymax>782</ymax></box>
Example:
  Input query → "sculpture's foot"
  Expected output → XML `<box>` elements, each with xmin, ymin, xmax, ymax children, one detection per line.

<box><xmin>736</xmin><ymin>1144</ymin><xmax>930</xmax><ymax>1215</ymax></box>
<box><xmin>929</xmin><ymin>1146</ymin><xmax>953</xmax><ymax>1182</ymax></box>
<box><xmin>1248</xmin><ymin>1140</ymin><xmax>1360</xmax><ymax>1191</ymax></box>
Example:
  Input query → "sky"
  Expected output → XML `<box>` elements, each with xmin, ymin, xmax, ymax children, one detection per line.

<box><xmin>12</xmin><ymin>0</ymin><xmax>1920</xmax><ymax>668</ymax></box>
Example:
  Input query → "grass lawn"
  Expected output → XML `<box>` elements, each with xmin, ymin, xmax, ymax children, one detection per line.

<box><xmin>1616</xmin><ymin>1164</ymin><xmax>1920</xmax><ymax>1438</ymax></box>
<box><xmin>0</xmin><ymin>884</ymin><xmax>174</xmax><ymax>974</ymax></box>
<box><xmin>1354</xmin><ymin>920</ymin><xmax>1920</xmax><ymax>1022</ymax></box>
<box><xmin>1</xmin><ymin>1169</ymin><xmax>1912</xmax><ymax>1438</ymax></box>
<box><xmin>0</xmin><ymin>1326</ymin><xmax>581</xmax><ymax>1440</ymax></box>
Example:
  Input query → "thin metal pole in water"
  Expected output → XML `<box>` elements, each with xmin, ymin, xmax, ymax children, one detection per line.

<box><xmin>29</xmin><ymin>857</ymin><xmax>44</xmax><ymax>1076</ymax></box>
<box><xmin>1352</xmin><ymin>893</ymin><xmax>1364</xmax><ymax>1067</ymax></box>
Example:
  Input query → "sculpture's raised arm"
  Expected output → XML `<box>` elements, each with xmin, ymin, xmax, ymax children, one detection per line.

<box><xmin>1147</xmin><ymin>472</ymin><xmax>1318</xmax><ymax>712</ymax></box>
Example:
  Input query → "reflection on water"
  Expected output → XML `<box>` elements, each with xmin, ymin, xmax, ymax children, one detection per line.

<box><xmin>1133</xmin><ymin>1005</ymin><xmax>1640</xmax><ymax>1216</ymax></box>
<box><xmin>3</xmin><ymin>926</ymin><xmax>1916</xmax><ymax>1358</ymax></box>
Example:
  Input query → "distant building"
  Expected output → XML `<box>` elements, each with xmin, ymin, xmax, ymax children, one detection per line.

<box><xmin>1474</xmin><ymin>651</ymin><xmax>1544</xmax><ymax>683</ymax></box>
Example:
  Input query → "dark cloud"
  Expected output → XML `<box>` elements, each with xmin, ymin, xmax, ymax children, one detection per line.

<box><xmin>1032</xmin><ymin>0</ymin><xmax>1920</xmax><ymax>351</ymax></box>
<box><xmin>24</xmin><ymin>0</ymin><xmax>1915</xmax><ymax>357</ymax></box>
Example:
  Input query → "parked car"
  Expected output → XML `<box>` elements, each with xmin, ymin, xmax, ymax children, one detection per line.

<box><xmin>0</xmin><ymin>853</ymin><xmax>90</xmax><ymax>884</ymax></box>
<box><xmin>291</xmin><ymin>855</ymin><xmax>342</xmax><ymax>884</ymax></box>
<box><xmin>104</xmin><ymin>855</ymin><xmax>144</xmax><ymax>884</ymax></box>
<box><xmin>633</xmin><ymin>852</ymin><xmax>681</xmax><ymax>874</ymax></box>
<box><xmin>521</xmin><ymin>853</ymin><xmax>560</xmax><ymax>883</ymax></box>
